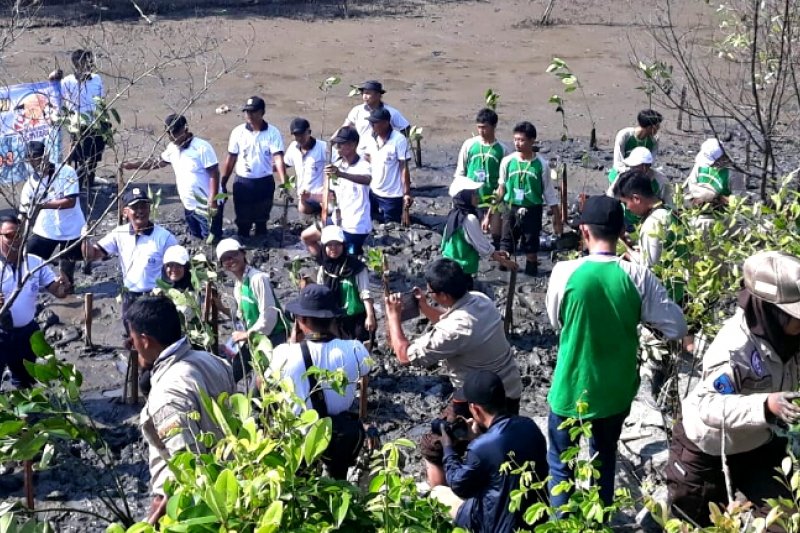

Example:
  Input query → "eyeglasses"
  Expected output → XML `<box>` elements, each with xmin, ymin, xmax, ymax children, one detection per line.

<box><xmin>0</xmin><ymin>231</ymin><xmax>18</xmax><ymax>240</ymax></box>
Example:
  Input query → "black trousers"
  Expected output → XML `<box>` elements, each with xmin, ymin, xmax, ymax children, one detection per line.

<box><xmin>69</xmin><ymin>132</ymin><xmax>106</xmax><ymax>189</ymax></box>
<box><xmin>0</xmin><ymin>321</ymin><xmax>40</xmax><ymax>388</ymax></box>
<box><xmin>26</xmin><ymin>234</ymin><xmax>82</xmax><ymax>284</ymax></box>
<box><xmin>500</xmin><ymin>204</ymin><xmax>543</xmax><ymax>255</ymax></box>
<box><xmin>232</xmin><ymin>175</ymin><xmax>275</xmax><ymax>237</ymax></box>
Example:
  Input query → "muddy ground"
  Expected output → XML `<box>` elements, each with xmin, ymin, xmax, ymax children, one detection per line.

<box><xmin>0</xmin><ymin>0</ymin><xmax>764</xmax><ymax>530</ymax></box>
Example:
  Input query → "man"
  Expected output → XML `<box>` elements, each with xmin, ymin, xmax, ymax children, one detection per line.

<box><xmin>384</xmin><ymin>258</ymin><xmax>522</xmax><ymax>486</ymax></box>
<box><xmin>607</xmin><ymin>146</ymin><xmax>672</xmax><ymax>212</ymax></box>
<box><xmin>495</xmin><ymin>121</ymin><xmax>561</xmax><ymax>276</ymax></box>
<box><xmin>343</xmin><ymin>80</ymin><xmax>410</xmax><ymax>140</ymax></box>
<box><xmin>361</xmin><ymin>108</ymin><xmax>412</xmax><ymax>224</ymax></box>
<box><xmin>127</xmin><ymin>295</ymin><xmax>234</xmax><ymax>523</ymax></box>
<box><xmin>50</xmin><ymin>49</ymin><xmax>107</xmax><ymax>189</ymax></box>
<box><xmin>612</xmin><ymin>109</ymin><xmax>663</xmax><ymax>171</ymax></box>
<box><xmin>454</xmin><ymin>108</ymin><xmax>507</xmax><ymax>248</ymax></box>
<box><xmin>300</xmin><ymin>126</ymin><xmax>372</xmax><ymax>256</ymax></box>
<box><xmin>0</xmin><ymin>216</ymin><xmax>70</xmax><ymax>388</ymax></box>
<box><xmin>684</xmin><ymin>138</ymin><xmax>733</xmax><ymax>205</ymax></box>
<box><xmin>82</xmin><ymin>187</ymin><xmax>177</xmax><ymax>319</ymax></box>
<box><xmin>121</xmin><ymin>114</ymin><xmax>221</xmax><ymax>240</ymax></box>
<box><xmin>266</xmin><ymin>284</ymin><xmax>370</xmax><ymax>478</ymax></box>
<box><xmin>220</xmin><ymin>96</ymin><xmax>287</xmax><ymax>238</ymax></box>
<box><xmin>545</xmin><ymin>195</ymin><xmax>686</xmax><ymax>511</ymax></box>
<box><xmin>19</xmin><ymin>141</ymin><xmax>85</xmax><ymax>286</ymax></box>
<box><xmin>284</xmin><ymin>117</ymin><xmax>327</xmax><ymax>216</ymax></box>
<box><xmin>431</xmin><ymin>370</ymin><xmax>549</xmax><ymax>533</ymax></box>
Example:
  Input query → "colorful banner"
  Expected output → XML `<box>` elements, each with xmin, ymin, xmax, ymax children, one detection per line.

<box><xmin>0</xmin><ymin>80</ymin><xmax>62</xmax><ymax>184</ymax></box>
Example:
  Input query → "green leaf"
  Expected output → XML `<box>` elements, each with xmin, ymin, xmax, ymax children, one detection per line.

<box><xmin>334</xmin><ymin>492</ymin><xmax>351</xmax><ymax>527</ymax></box>
<box><xmin>214</xmin><ymin>468</ymin><xmax>239</xmax><ymax>512</ymax></box>
<box><xmin>257</xmin><ymin>500</ymin><xmax>284</xmax><ymax>532</ymax></box>
<box><xmin>0</xmin><ymin>420</ymin><xmax>25</xmax><ymax>437</ymax></box>
<box><xmin>29</xmin><ymin>331</ymin><xmax>54</xmax><ymax>357</ymax></box>
<box><xmin>303</xmin><ymin>417</ymin><xmax>332</xmax><ymax>465</ymax></box>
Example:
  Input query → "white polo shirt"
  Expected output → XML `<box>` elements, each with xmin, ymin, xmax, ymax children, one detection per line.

<box><xmin>97</xmin><ymin>224</ymin><xmax>178</xmax><ymax>292</ymax></box>
<box><xmin>346</xmin><ymin>103</ymin><xmax>410</xmax><ymax>140</ymax></box>
<box><xmin>227</xmin><ymin>122</ymin><xmax>284</xmax><ymax>179</ymax></box>
<box><xmin>284</xmin><ymin>138</ymin><xmax>327</xmax><ymax>195</ymax></box>
<box><xmin>362</xmin><ymin>130</ymin><xmax>410</xmax><ymax>198</ymax></box>
<box><xmin>60</xmin><ymin>74</ymin><xmax>105</xmax><ymax>116</ymax></box>
<box><xmin>0</xmin><ymin>255</ymin><xmax>56</xmax><ymax>327</ymax></box>
<box><xmin>161</xmin><ymin>137</ymin><xmax>219</xmax><ymax>211</ymax></box>
<box><xmin>331</xmin><ymin>156</ymin><xmax>372</xmax><ymax>235</ymax></box>
<box><xmin>19</xmin><ymin>164</ymin><xmax>85</xmax><ymax>241</ymax></box>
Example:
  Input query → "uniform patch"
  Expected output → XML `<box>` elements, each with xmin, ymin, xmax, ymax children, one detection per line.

<box><xmin>750</xmin><ymin>349</ymin><xmax>765</xmax><ymax>377</ymax></box>
<box><xmin>713</xmin><ymin>374</ymin><xmax>736</xmax><ymax>395</ymax></box>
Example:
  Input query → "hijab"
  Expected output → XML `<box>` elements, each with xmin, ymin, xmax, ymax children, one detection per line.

<box><xmin>160</xmin><ymin>265</ymin><xmax>192</xmax><ymax>291</ymax></box>
<box><xmin>738</xmin><ymin>288</ymin><xmax>800</xmax><ymax>362</ymax></box>
<box><xmin>443</xmin><ymin>189</ymin><xmax>479</xmax><ymax>242</ymax></box>
<box><xmin>319</xmin><ymin>246</ymin><xmax>365</xmax><ymax>302</ymax></box>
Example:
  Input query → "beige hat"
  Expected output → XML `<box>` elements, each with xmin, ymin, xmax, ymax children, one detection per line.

<box><xmin>215</xmin><ymin>238</ymin><xmax>243</xmax><ymax>259</ymax></box>
<box><xmin>744</xmin><ymin>251</ymin><xmax>800</xmax><ymax>319</ymax></box>
<box><xmin>623</xmin><ymin>147</ymin><xmax>654</xmax><ymax>167</ymax></box>
<box><xmin>449</xmin><ymin>175</ymin><xmax>483</xmax><ymax>197</ymax></box>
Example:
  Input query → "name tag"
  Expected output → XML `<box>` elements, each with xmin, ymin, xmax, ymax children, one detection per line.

<box><xmin>514</xmin><ymin>188</ymin><xmax>525</xmax><ymax>202</ymax></box>
<box><xmin>474</xmin><ymin>169</ymin><xmax>486</xmax><ymax>182</ymax></box>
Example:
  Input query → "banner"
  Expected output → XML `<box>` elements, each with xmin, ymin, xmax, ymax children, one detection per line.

<box><xmin>0</xmin><ymin>80</ymin><xmax>62</xmax><ymax>184</ymax></box>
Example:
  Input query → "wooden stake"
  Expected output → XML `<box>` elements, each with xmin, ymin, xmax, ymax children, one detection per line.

<box><xmin>23</xmin><ymin>460</ymin><xmax>34</xmax><ymax>509</ymax></box>
<box><xmin>84</xmin><ymin>293</ymin><xmax>93</xmax><ymax>347</ymax></box>
<box><xmin>560</xmin><ymin>163</ymin><xmax>568</xmax><ymax>225</ymax></box>
<box><xmin>589</xmin><ymin>127</ymin><xmax>597</xmax><ymax>150</ymax></box>
<box><xmin>280</xmin><ymin>193</ymin><xmax>290</xmax><ymax>247</ymax></box>
<box><xmin>126</xmin><ymin>351</ymin><xmax>139</xmax><ymax>404</ymax></box>
<box><xmin>413</xmin><ymin>137</ymin><xmax>422</xmax><ymax>168</ymax></box>
<box><xmin>358</xmin><ymin>376</ymin><xmax>369</xmax><ymax>420</ymax></box>
<box><xmin>503</xmin><ymin>269</ymin><xmax>517</xmax><ymax>336</ymax></box>
<box><xmin>203</xmin><ymin>281</ymin><xmax>219</xmax><ymax>355</ymax></box>
<box><xmin>117</xmin><ymin>166</ymin><xmax>125</xmax><ymax>225</ymax></box>
<box><xmin>540</xmin><ymin>0</ymin><xmax>556</xmax><ymax>25</ymax></box>
<box><xmin>401</xmin><ymin>203</ymin><xmax>411</xmax><ymax>228</ymax></box>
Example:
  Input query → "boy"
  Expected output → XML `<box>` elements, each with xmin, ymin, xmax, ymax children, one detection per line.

<box><xmin>612</xmin><ymin>109</ymin><xmax>663</xmax><ymax>171</ymax></box>
<box><xmin>495</xmin><ymin>121</ymin><xmax>561</xmax><ymax>276</ymax></box>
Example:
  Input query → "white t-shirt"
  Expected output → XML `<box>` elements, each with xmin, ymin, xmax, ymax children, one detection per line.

<box><xmin>361</xmin><ymin>130</ymin><xmax>410</xmax><ymax>198</ymax></box>
<box><xmin>331</xmin><ymin>156</ymin><xmax>372</xmax><ymax>235</ymax></box>
<box><xmin>0</xmin><ymin>255</ymin><xmax>56</xmax><ymax>327</ymax></box>
<box><xmin>161</xmin><ymin>137</ymin><xmax>219</xmax><ymax>211</ymax></box>
<box><xmin>345</xmin><ymin>103</ymin><xmax>410</xmax><ymax>140</ymax></box>
<box><xmin>227</xmin><ymin>122</ymin><xmax>284</xmax><ymax>179</ymax></box>
<box><xmin>97</xmin><ymin>224</ymin><xmax>178</xmax><ymax>292</ymax></box>
<box><xmin>19</xmin><ymin>164</ymin><xmax>85</xmax><ymax>241</ymax></box>
<box><xmin>284</xmin><ymin>139</ymin><xmax>327</xmax><ymax>195</ymax></box>
<box><xmin>60</xmin><ymin>74</ymin><xmax>105</xmax><ymax>116</ymax></box>
<box><xmin>267</xmin><ymin>339</ymin><xmax>371</xmax><ymax>414</ymax></box>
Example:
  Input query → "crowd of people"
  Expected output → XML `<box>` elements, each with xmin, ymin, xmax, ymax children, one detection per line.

<box><xmin>1</xmin><ymin>47</ymin><xmax>799</xmax><ymax>532</ymax></box>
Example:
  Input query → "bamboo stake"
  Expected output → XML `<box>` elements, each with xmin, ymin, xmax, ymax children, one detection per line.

<box><xmin>503</xmin><ymin>269</ymin><xmax>517</xmax><ymax>336</ymax></box>
<box><xmin>127</xmin><ymin>351</ymin><xmax>139</xmax><ymax>404</ymax></box>
<box><xmin>117</xmin><ymin>166</ymin><xmax>125</xmax><ymax>225</ymax></box>
<box><xmin>358</xmin><ymin>376</ymin><xmax>369</xmax><ymax>420</ymax></box>
<box><xmin>677</xmin><ymin>87</ymin><xmax>687</xmax><ymax>131</ymax></box>
<box><xmin>560</xmin><ymin>163</ymin><xmax>568</xmax><ymax>225</ymax></box>
<box><xmin>24</xmin><ymin>460</ymin><xmax>34</xmax><ymax>509</ymax></box>
<box><xmin>413</xmin><ymin>137</ymin><xmax>422</xmax><ymax>168</ymax></box>
<box><xmin>84</xmin><ymin>293</ymin><xmax>93</xmax><ymax>347</ymax></box>
<box><xmin>204</xmin><ymin>281</ymin><xmax>219</xmax><ymax>355</ymax></box>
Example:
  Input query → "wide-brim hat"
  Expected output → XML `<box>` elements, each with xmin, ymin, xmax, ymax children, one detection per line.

<box><xmin>285</xmin><ymin>284</ymin><xmax>342</xmax><ymax>318</ymax></box>
<box><xmin>449</xmin><ymin>175</ymin><xmax>482</xmax><ymax>197</ymax></box>
<box><xmin>358</xmin><ymin>80</ymin><xmax>385</xmax><ymax>94</ymax></box>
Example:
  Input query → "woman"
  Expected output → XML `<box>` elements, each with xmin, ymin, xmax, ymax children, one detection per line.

<box><xmin>666</xmin><ymin>250</ymin><xmax>800</xmax><ymax>528</ymax></box>
<box><xmin>160</xmin><ymin>244</ymin><xmax>192</xmax><ymax>291</ymax></box>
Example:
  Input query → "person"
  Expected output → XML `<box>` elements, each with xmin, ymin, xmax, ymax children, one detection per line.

<box><xmin>430</xmin><ymin>370</ymin><xmax>549</xmax><ymax>533</ymax></box>
<box><xmin>684</xmin><ymin>138</ymin><xmax>733</xmax><ymax>206</ymax></box>
<box><xmin>284</xmin><ymin>117</ymin><xmax>327</xmax><ymax>216</ymax></box>
<box><xmin>127</xmin><ymin>295</ymin><xmax>234</xmax><ymax>524</ymax></box>
<box><xmin>307</xmin><ymin>225</ymin><xmax>376</xmax><ymax>341</ymax></box>
<box><xmin>608</xmin><ymin>146</ymin><xmax>672</xmax><ymax>228</ymax></box>
<box><xmin>160</xmin><ymin>244</ymin><xmax>192</xmax><ymax>291</ymax></box>
<box><xmin>360</xmin><ymin>107</ymin><xmax>412</xmax><ymax>224</ymax></box>
<box><xmin>343</xmin><ymin>80</ymin><xmax>410</xmax><ymax>140</ymax></box>
<box><xmin>441</xmin><ymin>175</ymin><xmax>518</xmax><ymax>286</ymax></box>
<box><xmin>495</xmin><ymin>121</ymin><xmax>561</xmax><ymax>277</ymax></box>
<box><xmin>300</xmin><ymin>126</ymin><xmax>372</xmax><ymax>257</ymax></box>
<box><xmin>0</xmin><ymin>216</ymin><xmax>70</xmax><ymax>389</ymax></box>
<box><xmin>666</xmin><ymin>251</ymin><xmax>800</xmax><ymax>528</ymax></box>
<box><xmin>612</xmin><ymin>109</ymin><xmax>663</xmax><ymax>171</ymax></box>
<box><xmin>121</xmin><ymin>114</ymin><xmax>222</xmax><ymax>241</ymax></box>
<box><xmin>50</xmin><ymin>49</ymin><xmax>107</xmax><ymax>189</ymax></box>
<box><xmin>220</xmin><ymin>96</ymin><xmax>287</xmax><ymax>238</ymax></box>
<box><xmin>265</xmin><ymin>284</ymin><xmax>371</xmax><ymax>479</ymax></box>
<box><xmin>214</xmin><ymin>238</ymin><xmax>286</xmax><ymax>382</ymax></box>
<box><xmin>82</xmin><ymin>187</ymin><xmax>178</xmax><ymax>321</ymax></box>
<box><xmin>384</xmin><ymin>258</ymin><xmax>522</xmax><ymax>486</ymax></box>
<box><xmin>19</xmin><ymin>140</ymin><xmax>85</xmax><ymax>286</ymax></box>
<box><xmin>454</xmin><ymin>108</ymin><xmax>507</xmax><ymax>248</ymax></box>
<box><xmin>545</xmin><ymin>195</ymin><xmax>687</xmax><ymax>511</ymax></box>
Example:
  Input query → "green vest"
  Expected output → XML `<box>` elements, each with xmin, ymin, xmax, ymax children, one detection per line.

<box><xmin>441</xmin><ymin>226</ymin><xmax>480</xmax><ymax>275</ymax></box>
<box><xmin>465</xmin><ymin>139</ymin><xmax>504</xmax><ymax>199</ymax></box>
<box><xmin>623</xmin><ymin>134</ymin><xmax>655</xmax><ymax>159</ymax></box>
<box><xmin>241</xmin><ymin>274</ymin><xmax>286</xmax><ymax>336</ymax></box>
<box><xmin>339</xmin><ymin>277</ymin><xmax>366</xmax><ymax>316</ymax></box>
<box><xmin>502</xmin><ymin>156</ymin><xmax>545</xmax><ymax>207</ymax></box>
<box><xmin>695</xmin><ymin>166</ymin><xmax>731</xmax><ymax>196</ymax></box>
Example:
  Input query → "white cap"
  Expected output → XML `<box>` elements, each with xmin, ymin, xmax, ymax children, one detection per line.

<box><xmin>321</xmin><ymin>224</ymin><xmax>345</xmax><ymax>245</ymax></box>
<box><xmin>449</xmin><ymin>175</ymin><xmax>483</xmax><ymax>197</ymax></box>
<box><xmin>162</xmin><ymin>245</ymin><xmax>190</xmax><ymax>266</ymax></box>
<box><xmin>215</xmin><ymin>238</ymin><xmax>243</xmax><ymax>259</ymax></box>
<box><xmin>623</xmin><ymin>146</ymin><xmax>654</xmax><ymax>167</ymax></box>
<box><xmin>695</xmin><ymin>138</ymin><xmax>724</xmax><ymax>166</ymax></box>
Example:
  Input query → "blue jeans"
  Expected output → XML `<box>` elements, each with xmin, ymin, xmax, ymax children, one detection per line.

<box><xmin>547</xmin><ymin>408</ymin><xmax>630</xmax><ymax>510</ymax></box>
<box><xmin>185</xmin><ymin>208</ymin><xmax>223</xmax><ymax>240</ymax></box>
<box><xmin>342</xmin><ymin>231</ymin><xmax>368</xmax><ymax>257</ymax></box>
<box><xmin>369</xmin><ymin>192</ymin><xmax>403</xmax><ymax>223</ymax></box>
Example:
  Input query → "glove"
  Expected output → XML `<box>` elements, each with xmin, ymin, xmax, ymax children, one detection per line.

<box><xmin>766</xmin><ymin>392</ymin><xmax>800</xmax><ymax>424</ymax></box>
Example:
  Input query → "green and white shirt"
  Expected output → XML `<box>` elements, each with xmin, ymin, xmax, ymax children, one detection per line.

<box><xmin>685</xmin><ymin>165</ymin><xmax>731</xmax><ymax>197</ymax></box>
<box><xmin>454</xmin><ymin>136</ymin><xmax>508</xmax><ymax>199</ymax></box>
<box><xmin>545</xmin><ymin>255</ymin><xmax>686</xmax><ymax>419</ymax></box>
<box><xmin>498</xmin><ymin>153</ymin><xmax>558</xmax><ymax>207</ymax></box>
<box><xmin>612</xmin><ymin>127</ymin><xmax>658</xmax><ymax>170</ymax></box>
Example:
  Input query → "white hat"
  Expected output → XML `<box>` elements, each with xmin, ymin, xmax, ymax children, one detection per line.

<box><xmin>449</xmin><ymin>175</ymin><xmax>483</xmax><ymax>197</ymax></box>
<box><xmin>320</xmin><ymin>224</ymin><xmax>346</xmax><ymax>245</ymax></box>
<box><xmin>215</xmin><ymin>238</ymin><xmax>243</xmax><ymax>259</ymax></box>
<box><xmin>163</xmin><ymin>245</ymin><xmax>190</xmax><ymax>266</ymax></box>
<box><xmin>623</xmin><ymin>146</ymin><xmax>654</xmax><ymax>167</ymax></box>
<box><xmin>695</xmin><ymin>138</ymin><xmax>724</xmax><ymax>166</ymax></box>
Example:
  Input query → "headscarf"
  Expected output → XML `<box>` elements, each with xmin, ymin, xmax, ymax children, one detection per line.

<box><xmin>319</xmin><ymin>247</ymin><xmax>366</xmax><ymax>304</ymax></box>
<box><xmin>443</xmin><ymin>189</ymin><xmax>479</xmax><ymax>242</ymax></box>
<box><xmin>160</xmin><ymin>266</ymin><xmax>192</xmax><ymax>291</ymax></box>
<box><xmin>738</xmin><ymin>288</ymin><xmax>800</xmax><ymax>362</ymax></box>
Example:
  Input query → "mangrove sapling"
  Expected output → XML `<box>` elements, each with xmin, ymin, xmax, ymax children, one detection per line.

<box><xmin>546</xmin><ymin>58</ymin><xmax>597</xmax><ymax>149</ymax></box>
<box><xmin>317</xmin><ymin>76</ymin><xmax>341</xmax><ymax>140</ymax></box>
<box><xmin>408</xmin><ymin>125</ymin><xmax>423</xmax><ymax>168</ymax></box>
<box><xmin>485</xmin><ymin>88</ymin><xmax>500</xmax><ymax>111</ymax></box>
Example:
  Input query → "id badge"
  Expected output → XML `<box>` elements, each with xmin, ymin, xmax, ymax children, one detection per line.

<box><xmin>473</xmin><ymin>169</ymin><xmax>487</xmax><ymax>182</ymax></box>
<box><xmin>514</xmin><ymin>188</ymin><xmax>525</xmax><ymax>202</ymax></box>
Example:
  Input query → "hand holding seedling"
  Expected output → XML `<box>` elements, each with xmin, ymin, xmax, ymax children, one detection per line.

<box><xmin>766</xmin><ymin>392</ymin><xmax>800</xmax><ymax>424</ymax></box>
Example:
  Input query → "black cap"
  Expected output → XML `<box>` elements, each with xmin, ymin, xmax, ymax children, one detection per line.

<box><xmin>289</xmin><ymin>117</ymin><xmax>311</xmax><ymax>134</ymax></box>
<box><xmin>358</xmin><ymin>80</ymin><xmax>385</xmax><ymax>94</ymax></box>
<box><xmin>26</xmin><ymin>141</ymin><xmax>46</xmax><ymax>158</ymax></box>
<box><xmin>463</xmin><ymin>370</ymin><xmax>506</xmax><ymax>407</ymax></box>
<box><xmin>366</xmin><ymin>107</ymin><xmax>391</xmax><ymax>123</ymax></box>
<box><xmin>330</xmin><ymin>126</ymin><xmax>360</xmax><ymax>145</ymax></box>
<box><xmin>242</xmin><ymin>96</ymin><xmax>266</xmax><ymax>112</ymax></box>
<box><xmin>285</xmin><ymin>284</ymin><xmax>342</xmax><ymax>318</ymax></box>
<box><xmin>579</xmin><ymin>195</ymin><xmax>624</xmax><ymax>233</ymax></box>
<box><xmin>123</xmin><ymin>186</ymin><xmax>150</xmax><ymax>206</ymax></box>
<box><xmin>164</xmin><ymin>114</ymin><xmax>187</xmax><ymax>134</ymax></box>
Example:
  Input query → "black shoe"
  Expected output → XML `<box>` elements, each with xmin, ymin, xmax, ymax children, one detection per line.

<box><xmin>524</xmin><ymin>262</ymin><xmax>538</xmax><ymax>276</ymax></box>
<box><xmin>499</xmin><ymin>265</ymin><xmax>508</xmax><ymax>272</ymax></box>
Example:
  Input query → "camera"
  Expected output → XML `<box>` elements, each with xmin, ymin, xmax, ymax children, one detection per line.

<box><xmin>430</xmin><ymin>417</ymin><xmax>469</xmax><ymax>440</ymax></box>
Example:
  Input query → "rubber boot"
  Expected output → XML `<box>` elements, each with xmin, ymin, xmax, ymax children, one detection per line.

<box><xmin>524</xmin><ymin>261</ymin><xmax>538</xmax><ymax>277</ymax></box>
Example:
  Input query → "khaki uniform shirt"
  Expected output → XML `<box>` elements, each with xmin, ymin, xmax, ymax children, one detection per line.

<box><xmin>140</xmin><ymin>338</ymin><xmax>235</xmax><ymax>495</ymax></box>
<box><xmin>682</xmin><ymin>309</ymin><xmax>800</xmax><ymax>455</ymax></box>
<box><xmin>406</xmin><ymin>291</ymin><xmax>522</xmax><ymax>399</ymax></box>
